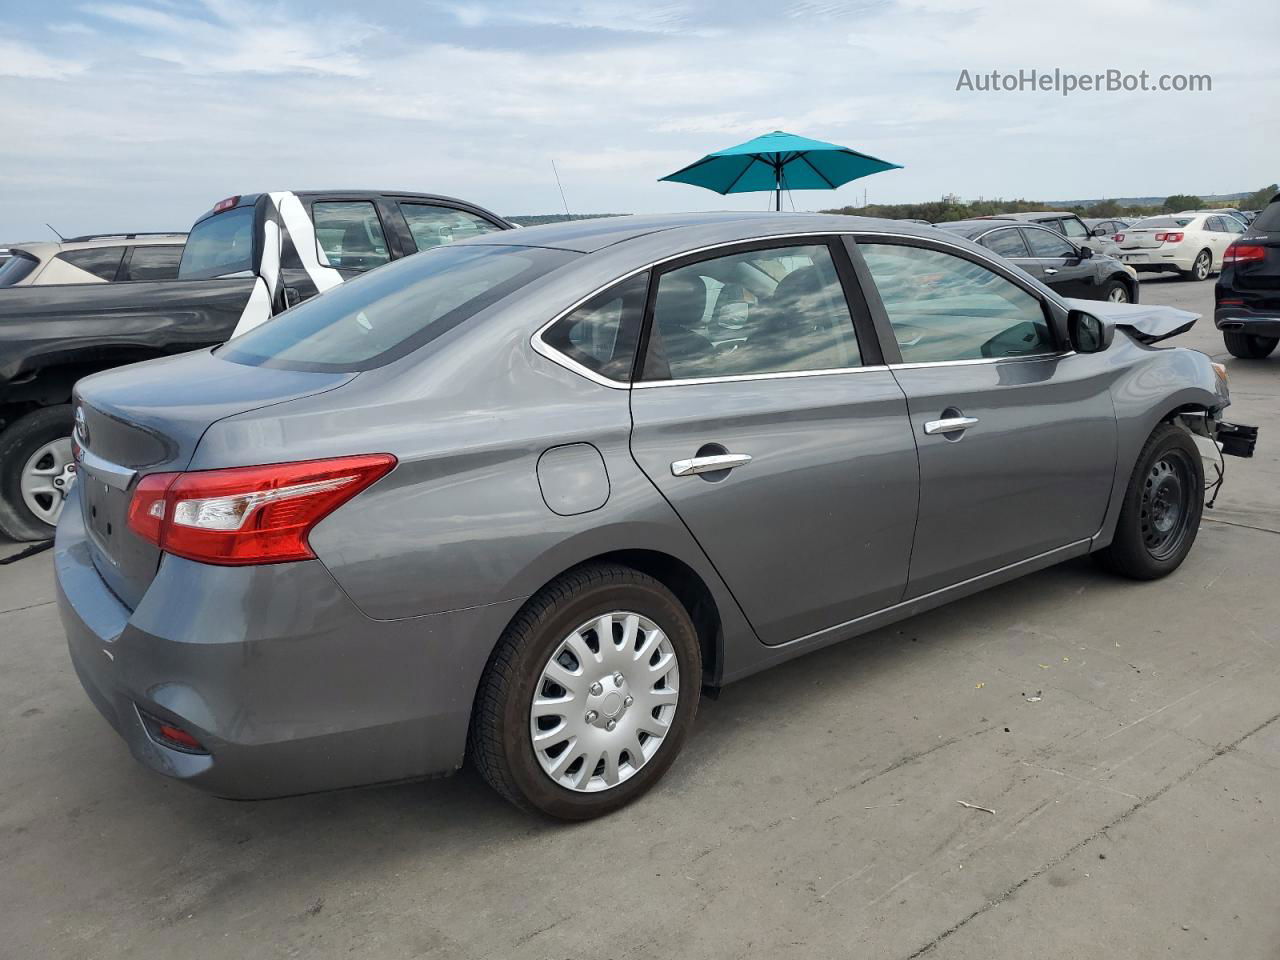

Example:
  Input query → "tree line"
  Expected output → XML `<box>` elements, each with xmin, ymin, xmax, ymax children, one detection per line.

<box><xmin>822</xmin><ymin>184</ymin><xmax>1278</xmax><ymax>223</ymax></box>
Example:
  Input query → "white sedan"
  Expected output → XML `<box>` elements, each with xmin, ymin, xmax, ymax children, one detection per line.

<box><xmin>1113</xmin><ymin>213</ymin><xmax>1245</xmax><ymax>281</ymax></box>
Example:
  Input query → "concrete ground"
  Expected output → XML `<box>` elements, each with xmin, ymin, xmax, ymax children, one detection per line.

<box><xmin>2</xmin><ymin>272</ymin><xmax>1278</xmax><ymax>959</ymax></box>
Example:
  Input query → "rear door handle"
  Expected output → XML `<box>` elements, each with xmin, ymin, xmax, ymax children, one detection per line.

<box><xmin>923</xmin><ymin>416</ymin><xmax>979</xmax><ymax>436</ymax></box>
<box><xmin>1044</xmin><ymin>267</ymin><xmax>1059</xmax><ymax>275</ymax></box>
<box><xmin>671</xmin><ymin>453</ymin><xmax>752</xmax><ymax>477</ymax></box>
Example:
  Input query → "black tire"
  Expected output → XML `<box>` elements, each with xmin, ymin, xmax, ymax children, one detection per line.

<box><xmin>1223</xmin><ymin>331</ymin><xmax>1279</xmax><ymax>359</ymax></box>
<box><xmin>1182</xmin><ymin>249</ymin><xmax>1212</xmax><ymax>281</ymax></box>
<box><xmin>1101</xmin><ymin>279</ymin><xmax>1132</xmax><ymax>303</ymax></box>
<box><xmin>1094</xmin><ymin>423</ymin><xmax>1204</xmax><ymax>580</ymax></box>
<box><xmin>469</xmin><ymin>562</ymin><xmax>702</xmax><ymax>820</ymax></box>
<box><xmin>0</xmin><ymin>405</ymin><xmax>75</xmax><ymax>542</ymax></box>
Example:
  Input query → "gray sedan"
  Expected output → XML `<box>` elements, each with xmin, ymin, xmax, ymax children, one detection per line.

<box><xmin>56</xmin><ymin>213</ymin><xmax>1254</xmax><ymax>819</ymax></box>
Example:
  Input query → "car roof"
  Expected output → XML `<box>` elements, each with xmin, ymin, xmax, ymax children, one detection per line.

<box><xmin>192</xmin><ymin>190</ymin><xmax>512</xmax><ymax>226</ymax></box>
<box><xmin>1</xmin><ymin>234</ymin><xmax>187</xmax><ymax>260</ymax></box>
<box><xmin>458</xmin><ymin>211</ymin><xmax>933</xmax><ymax>255</ymax></box>
<box><xmin>985</xmin><ymin>211</ymin><xmax>1078</xmax><ymax>221</ymax></box>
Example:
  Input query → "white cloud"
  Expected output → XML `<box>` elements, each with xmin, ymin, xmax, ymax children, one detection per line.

<box><xmin>0</xmin><ymin>40</ymin><xmax>86</xmax><ymax>79</ymax></box>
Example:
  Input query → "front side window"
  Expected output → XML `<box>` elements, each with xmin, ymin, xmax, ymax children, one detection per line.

<box><xmin>401</xmin><ymin>204</ymin><xmax>502</xmax><ymax>250</ymax></box>
<box><xmin>1060</xmin><ymin>217</ymin><xmax>1090</xmax><ymax>240</ymax></box>
<box><xmin>56</xmin><ymin>246</ymin><xmax>125</xmax><ymax>281</ymax></box>
<box><xmin>981</xmin><ymin>228</ymin><xmax>1030</xmax><ymax>259</ymax></box>
<box><xmin>1024</xmin><ymin>228</ymin><xmax>1076</xmax><ymax>259</ymax></box>
<box><xmin>542</xmin><ymin>273</ymin><xmax>647</xmax><ymax>382</ymax></box>
<box><xmin>122</xmin><ymin>244</ymin><xmax>183</xmax><ymax>281</ymax></box>
<box><xmin>860</xmin><ymin>242</ymin><xmax>1054</xmax><ymax>363</ymax></box>
<box><xmin>312</xmin><ymin>201</ymin><xmax>390</xmax><ymax>272</ymax></box>
<box><xmin>179</xmin><ymin>206</ymin><xmax>255</xmax><ymax>279</ymax></box>
<box><xmin>219</xmin><ymin>244</ymin><xmax>575</xmax><ymax>372</ymax></box>
<box><xmin>641</xmin><ymin>243</ymin><xmax>860</xmax><ymax>381</ymax></box>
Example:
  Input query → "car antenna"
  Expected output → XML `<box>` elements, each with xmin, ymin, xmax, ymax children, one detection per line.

<box><xmin>551</xmin><ymin>159</ymin><xmax>573</xmax><ymax>222</ymax></box>
<box><xmin>45</xmin><ymin>223</ymin><xmax>65</xmax><ymax>241</ymax></box>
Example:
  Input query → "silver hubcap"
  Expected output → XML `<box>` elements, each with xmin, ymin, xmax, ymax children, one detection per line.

<box><xmin>530</xmin><ymin>611</ymin><xmax>680</xmax><ymax>793</ymax></box>
<box><xmin>19</xmin><ymin>437</ymin><xmax>76</xmax><ymax>527</ymax></box>
<box><xmin>1108</xmin><ymin>285</ymin><xmax>1128</xmax><ymax>302</ymax></box>
<box><xmin>1195</xmin><ymin>253</ymin><xmax>1210</xmax><ymax>279</ymax></box>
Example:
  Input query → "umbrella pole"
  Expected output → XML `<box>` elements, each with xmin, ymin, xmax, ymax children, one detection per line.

<box><xmin>775</xmin><ymin>165</ymin><xmax>781</xmax><ymax>211</ymax></box>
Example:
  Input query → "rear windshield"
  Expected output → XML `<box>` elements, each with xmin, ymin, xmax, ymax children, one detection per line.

<box><xmin>1251</xmin><ymin>202</ymin><xmax>1280</xmax><ymax>232</ymax></box>
<box><xmin>218</xmin><ymin>244</ymin><xmax>576</xmax><ymax>372</ymax></box>
<box><xmin>0</xmin><ymin>252</ymin><xmax>38</xmax><ymax>287</ymax></box>
<box><xmin>179</xmin><ymin>206</ymin><xmax>255</xmax><ymax>280</ymax></box>
<box><xmin>1130</xmin><ymin>217</ymin><xmax>1193</xmax><ymax>229</ymax></box>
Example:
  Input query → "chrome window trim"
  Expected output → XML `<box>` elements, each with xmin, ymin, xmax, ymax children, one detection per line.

<box><xmin>633</xmin><ymin>364</ymin><xmax>890</xmax><ymax>389</ymax></box>
<box><xmin>528</xmin><ymin>229</ymin><xmax>1069</xmax><ymax>388</ymax></box>
<box><xmin>888</xmin><ymin>351</ymin><xmax>1074</xmax><ymax>371</ymax></box>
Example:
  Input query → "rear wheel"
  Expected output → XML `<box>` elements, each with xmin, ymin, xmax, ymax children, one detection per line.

<box><xmin>0</xmin><ymin>405</ymin><xmax>76</xmax><ymax>541</ymax></box>
<box><xmin>1223</xmin><ymin>331</ymin><xmax>1279</xmax><ymax>359</ymax></box>
<box><xmin>1182</xmin><ymin>249</ymin><xmax>1212</xmax><ymax>281</ymax></box>
<box><xmin>1094</xmin><ymin>423</ymin><xmax>1203</xmax><ymax>580</ymax></box>
<box><xmin>469</xmin><ymin>563</ymin><xmax>701</xmax><ymax>819</ymax></box>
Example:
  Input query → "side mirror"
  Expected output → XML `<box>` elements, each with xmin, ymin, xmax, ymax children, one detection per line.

<box><xmin>1068</xmin><ymin>309</ymin><xmax>1114</xmax><ymax>353</ymax></box>
<box><xmin>1078</xmin><ymin>245</ymin><xmax>1094</xmax><ymax>258</ymax></box>
<box><xmin>1092</xmin><ymin>226</ymin><xmax>1107</xmax><ymax>237</ymax></box>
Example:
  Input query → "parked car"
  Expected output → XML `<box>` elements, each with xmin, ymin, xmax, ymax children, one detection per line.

<box><xmin>1083</xmin><ymin>217</ymin><xmax>1131</xmax><ymax>254</ymax></box>
<box><xmin>57</xmin><ymin>212</ymin><xmax>1255</xmax><ymax>819</ymax></box>
<box><xmin>1215</xmin><ymin>192</ymin><xmax>1280</xmax><ymax>358</ymax></box>
<box><xmin>1113</xmin><ymin>213</ymin><xmax>1244</xmax><ymax>280</ymax></box>
<box><xmin>0</xmin><ymin>233</ymin><xmax>186</xmax><ymax>288</ymax></box>
<box><xmin>0</xmin><ymin>190</ymin><xmax>512</xmax><ymax>540</ymax></box>
<box><xmin>935</xmin><ymin>219</ymin><xmax>1138</xmax><ymax>302</ymax></box>
<box><xmin>984</xmin><ymin>211</ymin><xmax>1100</xmax><ymax>251</ymax></box>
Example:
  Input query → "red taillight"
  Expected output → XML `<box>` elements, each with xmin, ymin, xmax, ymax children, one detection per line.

<box><xmin>1154</xmin><ymin>231</ymin><xmax>1184</xmax><ymax>243</ymax></box>
<box><xmin>1223</xmin><ymin>243</ymin><xmax>1266</xmax><ymax>265</ymax></box>
<box><xmin>157</xmin><ymin>723</ymin><xmax>204</xmax><ymax>752</ymax></box>
<box><xmin>212</xmin><ymin>195</ymin><xmax>240</xmax><ymax>213</ymax></box>
<box><xmin>127</xmin><ymin>455</ymin><xmax>396</xmax><ymax>565</ymax></box>
<box><xmin>1113</xmin><ymin>233</ymin><xmax>1124</xmax><ymax>243</ymax></box>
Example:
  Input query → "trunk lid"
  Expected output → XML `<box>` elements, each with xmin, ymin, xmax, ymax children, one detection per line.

<box><xmin>1117</xmin><ymin>229</ymin><xmax>1166</xmax><ymax>250</ymax></box>
<box><xmin>73</xmin><ymin>349</ymin><xmax>354</xmax><ymax>608</ymax></box>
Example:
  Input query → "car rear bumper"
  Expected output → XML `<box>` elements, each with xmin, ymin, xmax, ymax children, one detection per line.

<box><xmin>56</xmin><ymin>486</ymin><xmax>524</xmax><ymax>799</ymax></box>
<box><xmin>1215</xmin><ymin>306</ymin><xmax>1280</xmax><ymax>338</ymax></box>
<box><xmin>1118</xmin><ymin>249</ymin><xmax>1195</xmax><ymax>272</ymax></box>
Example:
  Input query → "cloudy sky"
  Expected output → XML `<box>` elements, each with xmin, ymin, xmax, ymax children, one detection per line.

<box><xmin>2</xmin><ymin>0</ymin><xmax>1277</xmax><ymax>239</ymax></box>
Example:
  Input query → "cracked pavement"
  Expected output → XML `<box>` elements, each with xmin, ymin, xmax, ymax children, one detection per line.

<box><xmin>2</xmin><ymin>273</ymin><xmax>1278</xmax><ymax>958</ymax></box>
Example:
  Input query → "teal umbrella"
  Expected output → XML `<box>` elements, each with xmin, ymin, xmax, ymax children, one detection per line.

<box><xmin>659</xmin><ymin>130</ymin><xmax>902</xmax><ymax>211</ymax></box>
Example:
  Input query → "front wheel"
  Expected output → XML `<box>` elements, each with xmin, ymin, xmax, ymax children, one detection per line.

<box><xmin>1223</xmin><ymin>331</ymin><xmax>1279</xmax><ymax>359</ymax></box>
<box><xmin>0</xmin><ymin>405</ymin><xmax>76</xmax><ymax>541</ymax></box>
<box><xmin>469</xmin><ymin>563</ymin><xmax>701</xmax><ymax>819</ymax></box>
<box><xmin>1094</xmin><ymin>423</ymin><xmax>1204</xmax><ymax>580</ymax></box>
<box><xmin>1102</xmin><ymin>279</ymin><xmax>1131</xmax><ymax>303</ymax></box>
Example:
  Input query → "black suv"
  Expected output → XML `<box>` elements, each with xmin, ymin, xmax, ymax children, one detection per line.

<box><xmin>1215</xmin><ymin>193</ymin><xmax>1280</xmax><ymax>359</ymax></box>
<box><xmin>935</xmin><ymin>220</ymin><xmax>1138</xmax><ymax>302</ymax></box>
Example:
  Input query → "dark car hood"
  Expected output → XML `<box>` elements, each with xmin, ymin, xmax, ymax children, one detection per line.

<box><xmin>1063</xmin><ymin>298</ymin><xmax>1199</xmax><ymax>345</ymax></box>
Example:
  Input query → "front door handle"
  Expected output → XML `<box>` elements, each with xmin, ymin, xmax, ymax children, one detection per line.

<box><xmin>670</xmin><ymin>453</ymin><xmax>752</xmax><ymax>477</ymax></box>
<box><xmin>923</xmin><ymin>416</ymin><xmax>979</xmax><ymax>436</ymax></box>
<box><xmin>1044</xmin><ymin>267</ymin><xmax>1059</xmax><ymax>275</ymax></box>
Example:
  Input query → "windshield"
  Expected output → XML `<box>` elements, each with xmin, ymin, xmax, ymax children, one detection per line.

<box><xmin>178</xmin><ymin>206</ymin><xmax>255</xmax><ymax>280</ymax></box>
<box><xmin>218</xmin><ymin>243</ymin><xmax>577</xmax><ymax>372</ymax></box>
<box><xmin>0</xmin><ymin>252</ymin><xmax>38</xmax><ymax>287</ymax></box>
<box><xmin>1252</xmin><ymin>202</ymin><xmax>1280</xmax><ymax>232</ymax></box>
<box><xmin>1131</xmin><ymin>217</ymin><xmax>1194</xmax><ymax>229</ymax></box>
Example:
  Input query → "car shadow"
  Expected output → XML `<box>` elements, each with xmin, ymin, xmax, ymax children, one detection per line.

<box><xmin>81</xmin><ymin>555</ymin><xmax>1115</xmax><ymax>860</ymax></box>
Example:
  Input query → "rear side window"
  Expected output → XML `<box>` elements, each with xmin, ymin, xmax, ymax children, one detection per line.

<box><xmin>541</xmin><ymin>273</ymin><xmax>648</xmax><ymax>382</ymax></box>
<box><xmin>981</xmin><ymin>228</ymin><xmax>1030</xmax><ymax>259</ymax></box>
<box><xmin>219</xmin><ymin>244</ymin><xmax>576</xmax><ymax>372</ymax></box>
<box><xmin>1251</xmin><ymin>202</ymin><xmax>1280</xmax><ymax>232</ymax></box>
<box><xmin>860</xmin><ymin>242</ymin><xmax>1052</xmax><ymax>363</ymax></box>
<box><xmin>56</xmin><ymin>246</ymin><xmax>125</xmax><ymax>281</ymax></box>
<box><xmin>179</xmin><ymin>206</ymin><xmax>255</xmax><ymax>279</ymax></box>
<box><xmin>0</xmin><ymin>252</ymin><xmax>38</xmax><ymax>287</ymax></box>
<box><xmin>312</xmin><ymin>201</ymin><xmax>390</xmax><ymax>272</ymax></box>
<box><xmin>122</xmin><ymin>244</ymin><xmax>184</xmax><ymax>281</ymax></box>
<box><xmin>641</xmin><ymin>243</ymin><xmax>860</xmax><ymax>381</ymax></box>
<box><xmin>400</xmin><ymin>203</ymin><xmax>502</xmax><ymax>250</ymax></box>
